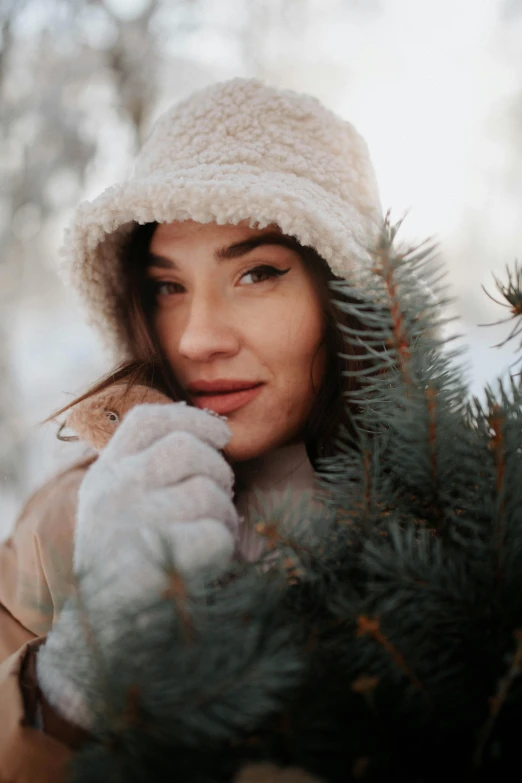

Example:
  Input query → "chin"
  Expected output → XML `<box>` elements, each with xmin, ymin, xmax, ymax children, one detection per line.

<box><xmin>223</xmin><ymin>436</ymin><xmax>266</xmax><ymax>464</ymax></box>
<box><xmin>222</xmin><ymin>419</ymin><xmax>293</xmax><ymax>464</ymax></box>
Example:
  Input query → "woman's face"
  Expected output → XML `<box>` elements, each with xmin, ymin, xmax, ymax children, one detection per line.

<box><xmin>146</xmin><ymin>220</ymin><xmax>327</xmax><ymax>462</ymax></box>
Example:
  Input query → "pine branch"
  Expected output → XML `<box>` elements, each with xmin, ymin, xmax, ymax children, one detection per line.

<box><xmin>355</xmin><ymin>615</ymin><xmax>428</xmax><ymax>700</ymax></box>
<box><xmin>481</xmin><ymin>262</ymin><xmax>522</xmax><ymax>358</ymax></box>
<box><xmin>473</xmin><ymin>629</ymin><xmax>522</xmax><ymax>768</ymax></box>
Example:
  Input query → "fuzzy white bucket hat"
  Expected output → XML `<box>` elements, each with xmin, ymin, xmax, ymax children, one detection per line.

<box><xmin>59</xmin><ymin>77</ymin><xmax>383</xmax><ymax>361</ymax></box>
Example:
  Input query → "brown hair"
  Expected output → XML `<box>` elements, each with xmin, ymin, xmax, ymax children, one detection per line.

<box><xmin>45</xmin><ymin>222</ymin><xmax>375</xmax><ymax>468</ymax></box>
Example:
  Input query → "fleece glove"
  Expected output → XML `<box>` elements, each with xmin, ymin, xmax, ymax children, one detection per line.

<box><xmin>36</xmin><ymin>401</ymin><xmax>238</xmax><ymax>730</ymax></box>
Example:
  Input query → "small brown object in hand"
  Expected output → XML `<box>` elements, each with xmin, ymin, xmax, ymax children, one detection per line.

<box><xmin>61</xmin><ymin>384</ymin><xmax>173</xmax><ymax>451</ymax></box>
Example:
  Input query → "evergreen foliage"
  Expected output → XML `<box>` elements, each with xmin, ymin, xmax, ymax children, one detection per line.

<box><xmin>65</xmin><ymin>214</ymin><xmax>522</xmax><ymax>782</ymax></box>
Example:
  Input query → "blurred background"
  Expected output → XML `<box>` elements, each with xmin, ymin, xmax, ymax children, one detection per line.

<box><xmin>1</xmin><ymin>0</ymin><xmax>521</xmax><ymax>539</ymax></box>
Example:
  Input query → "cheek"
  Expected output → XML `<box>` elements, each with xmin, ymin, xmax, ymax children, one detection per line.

<box><xmin>153</xmin><ymin>310</ymin><xmax>181</xmax><ymax>370</ymax></box>
<box><xmin>225</xmin><ymin>302</ymin><xmax>326</xmax><ymax>459</ymax></box>
<box><xmin>275</xmin><ymin>300</ymin><xmax>324</xmax><ymax>376</ymax></box>
<box><xmin>257</xmin><ymin>292</ymin><xmax>326</xmax><ymax>413</ymax></box>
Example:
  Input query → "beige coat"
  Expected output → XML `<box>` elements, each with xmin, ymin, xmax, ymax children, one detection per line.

<box><xmin>0</xmin><ymin>442</ymin><xmax>317</xmax><ymax>782</ymax></box>
<box><xmin>0</xmin><ymin>456</ymin><xmax>96</xmax><ymax>782</ymax></box>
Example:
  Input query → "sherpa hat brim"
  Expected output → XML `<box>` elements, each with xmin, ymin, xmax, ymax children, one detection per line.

<box><xmin>61</xmin><ymin>166</ymin><xmax>382</xmax><ymax>360</ymax></box>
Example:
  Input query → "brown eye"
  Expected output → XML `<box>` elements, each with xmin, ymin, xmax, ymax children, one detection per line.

<box><xmin>240</xmin><ymin>265</ymin><xmax>290</xmax><ymax>285</ymax></box>
<box><xmin>105</xmin><ymin>410</ymin><xmax>120</xmax><ymax>423</ymax></box>
<box><xmin>149</xmin><ymin>280</ymin><xmax>184</xmax><ymax>297</ymax></box>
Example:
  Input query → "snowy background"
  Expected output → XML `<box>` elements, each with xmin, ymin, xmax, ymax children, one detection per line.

<box><xmin>1</xmin><ymin>0</ymin><xmax>522</xmax><ymax>540</ymax></box>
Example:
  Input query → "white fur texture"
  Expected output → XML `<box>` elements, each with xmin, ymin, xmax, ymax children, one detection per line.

<box><xmin>59</xmin><ymin>77</ymin><xmax>383</xmax><ymax>361</ymax></box>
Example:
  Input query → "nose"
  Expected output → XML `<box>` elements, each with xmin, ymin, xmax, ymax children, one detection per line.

<box><xmin>177</xmin><ymin>291</ymin><xmax>240</xmax><ymax>363</ymax></box>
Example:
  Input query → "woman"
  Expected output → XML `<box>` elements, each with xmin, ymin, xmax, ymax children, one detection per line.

<box><xmin>0</xmin><ymin>78</ymin><xmax>382</xmax><ymax>781</ymax></box>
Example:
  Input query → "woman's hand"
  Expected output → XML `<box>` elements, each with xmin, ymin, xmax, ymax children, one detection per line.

<box><xmin>74</xmin><ymin>401</ymin><xmax>238</xmax><ymax>599</ymax></box>
<box><xmin>36</xmin><ymin>401</ymin><xmax>238</xmax><ymax>730</ymax></box>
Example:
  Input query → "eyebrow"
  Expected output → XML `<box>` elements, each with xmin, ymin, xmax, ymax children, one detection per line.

<box><xmin>145</xmin><ymin>231</ymin><xmax>303</xmax><ymax>270</ymax></box>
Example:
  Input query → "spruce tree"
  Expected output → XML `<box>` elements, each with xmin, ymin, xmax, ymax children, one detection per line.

<box><xmin>63</xmin><ymin>213</ymin><xmax>522</xmax><ymax>783</ymax></box>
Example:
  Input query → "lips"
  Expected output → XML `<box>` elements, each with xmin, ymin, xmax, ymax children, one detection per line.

<box><xmin>189</xmin><ymin>383</ymin><xmax>264</xmax><ymax>415</ymax></box>
<box><xmin>187</xmin><ymin>379</ymin><xmax>262</xmax><ymax>394</ymax></box>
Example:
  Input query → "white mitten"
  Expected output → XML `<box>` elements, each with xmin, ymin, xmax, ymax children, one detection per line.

<box><xmin>37</xmin><ymin>401</ymin><xmax>238</xmax><ymax>730</ymax></box>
